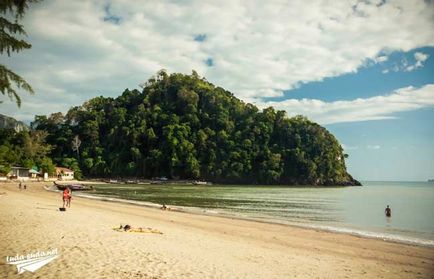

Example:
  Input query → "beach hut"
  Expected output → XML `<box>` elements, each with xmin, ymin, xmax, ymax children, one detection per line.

<box><xmin>9</xmin><ymin>166</ymin><xmax>30</xmax><ymax>180</ymax></box>
<box><xmin>55</xmin><ymin>167</ymin><xmax>74</xmax><ymax>180</ymax></box>
<box><xmin>29</xmin><ymin>169</ymin><xmax>40</xmax><ymax>178</ymax></box>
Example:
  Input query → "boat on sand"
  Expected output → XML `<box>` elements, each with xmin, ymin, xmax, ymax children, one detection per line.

<box><xmin>53</xmin><ymin>181</ymin><xmax>93</xmax><ymax>191</ymax></box>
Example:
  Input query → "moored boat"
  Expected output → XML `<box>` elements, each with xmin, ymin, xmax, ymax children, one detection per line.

<box><xmin>54</xmin><ymin>181</ymin><xmax>93</xmax><ymax>191</ymax></box>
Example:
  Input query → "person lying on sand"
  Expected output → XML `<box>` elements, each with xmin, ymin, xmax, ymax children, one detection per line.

<box><xmin>121</xmin><ymin>224</ymin><xmax>131</xmax><ymax>231</ymax></box>
<box><xmin>114</xmin><ymin>224</ymin><xmax>163</xmax><ymax>234</ymax></box>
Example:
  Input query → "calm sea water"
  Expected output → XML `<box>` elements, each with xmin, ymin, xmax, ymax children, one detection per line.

<box><xmin>85</xmin><ymin>181</ymin><xmax>434</xmax><ymax>246</ymax></box>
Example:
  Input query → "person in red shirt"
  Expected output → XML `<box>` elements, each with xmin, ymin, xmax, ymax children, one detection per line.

<box><xmin>63</xmin><ymin>188</ymin><xmax>72</xmax><ymax>208</ymax></box>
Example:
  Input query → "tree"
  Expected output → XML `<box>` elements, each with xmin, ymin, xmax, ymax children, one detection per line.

<box><xmin>0</xmin><ymin>0</ymin><xmax>39</xmax><ymax>107</ymax></box>
<box><xmin>39</xmin><ymin>157</ymin><xmax>55</xmax><ymax>176</ymax></box>
<box><xmin>71</xmin><ymin>135</ymin><xmax>81</xmax><ymax>159</ymax></box>
<box><xmin>21</xmin><ymin>130</ymin><xmax>51</xmax><ymax>163</ymax></box>
<box><xmin>0</xmin><ymin>145</ymin><xmax>13</xmax><ymax>175</ymax></box>
<box><xmin>0</xmin><ymin>127</ymin><xmax>53</xmax><ymax>176</ymax></box>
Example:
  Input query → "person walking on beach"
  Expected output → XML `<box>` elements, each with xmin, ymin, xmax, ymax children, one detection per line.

<box><xmin>63</xmin><ymin>187</ymin><xmax>72</xmax><ymax>208</ymax></box>
<box><xmin>385</xmin><ymin>205</ymin><xmax>392</xmax><ymax>217</ymax></box>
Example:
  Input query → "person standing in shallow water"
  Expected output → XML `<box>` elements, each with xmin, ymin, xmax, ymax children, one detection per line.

<box><xmin>385</xmin><ymin>205</ymin><xmax>392</xmax><ymax>217</ymax></box>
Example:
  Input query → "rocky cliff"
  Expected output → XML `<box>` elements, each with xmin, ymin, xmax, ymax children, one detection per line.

<box><xmin>0</xmin><ymin>114</ymin><xmax>29</xmax><ymax>132</ymax></box>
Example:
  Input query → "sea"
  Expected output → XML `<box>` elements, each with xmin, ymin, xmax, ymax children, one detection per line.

<box><xmin>81</xmin><ymin>181</ymin><xmax>434</xmax><ymax>247</ymax></box>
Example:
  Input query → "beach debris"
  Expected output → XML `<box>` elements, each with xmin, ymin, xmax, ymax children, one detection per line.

<box><xmin>113</xmin><ymin>224</ymin><xmax>163</xmax><ymax>234</ymax></box>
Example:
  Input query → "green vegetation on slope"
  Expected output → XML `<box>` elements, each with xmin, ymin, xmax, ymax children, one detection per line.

<box><xmin>0</xmin><ymin>128</ymin><xmax>55</xmax><ymax>176</ymax></box>
<box><xmin>31</xmin><ymin>71</ymin><xmax>360</xmax><ymax>185</ymax></box>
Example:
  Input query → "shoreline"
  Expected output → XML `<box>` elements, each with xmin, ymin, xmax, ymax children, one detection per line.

<box><xmin>1</xmin><ymin>181</ymin><xmax>433</xmax><ymax>278</ymax></box>
<box><xmin>65</xmin><ymin>187</ymin><xmax>434</xmax><ymax>249</ymax></box>
<box><xmin>11</xmin><ymin>180</ymin><xmax>434</xmax><ymax>248</ymax></box>
<box><xmin>42</xmin><ymin>177</ymin><xmax>362</xmax><ymax>187</ymax></box>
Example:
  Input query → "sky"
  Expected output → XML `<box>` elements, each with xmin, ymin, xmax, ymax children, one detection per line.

<box><xmin>1</xmin><ymin>0</ymin><xmax>433</xmax><ymax>181</ymax></box>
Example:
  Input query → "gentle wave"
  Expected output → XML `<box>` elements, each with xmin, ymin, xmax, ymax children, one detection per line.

<box><xmin>294</xmin><ymin>223</ymin><xmax>434</xmax><ymax>248</ymax></box>
<box><xmin>59</xmin><ymin>189</ymin><xmax>434</xmax><ymax>248</ymax></box>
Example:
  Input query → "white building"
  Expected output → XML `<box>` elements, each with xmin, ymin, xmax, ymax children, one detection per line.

<box><xmin>55</xmin><ymin>167</ymin><xmax>74</xmax><ymax>180</ymax></box>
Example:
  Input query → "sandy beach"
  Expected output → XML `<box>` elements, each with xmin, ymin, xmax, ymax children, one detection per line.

<box><xmin>0</xmin><ymin>181</ymin><xmax>433</xmax><ymax>279</ymax></box>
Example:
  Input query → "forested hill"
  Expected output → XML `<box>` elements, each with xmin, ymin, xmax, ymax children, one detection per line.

<box><xmin>33</xmin><ymin>71</ymin><xmax>360</xmax><ymax>185</ymax></box>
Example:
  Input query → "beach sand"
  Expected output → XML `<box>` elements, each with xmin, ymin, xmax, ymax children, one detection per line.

<box><xmin>0</xmin><ymin>182</ymin><xmax>433</xmax><ymax>278</ymax></box>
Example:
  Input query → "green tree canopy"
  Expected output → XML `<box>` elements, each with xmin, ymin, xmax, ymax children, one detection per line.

<box><xmin>0</xmin><ymin>127</ymin><xmax>53</xmax><ymax>175</ymax></box>
<box><xmin>32</xmin><ymin>71</ymin><xmax>360</xmax><ymax>186</ymax></box>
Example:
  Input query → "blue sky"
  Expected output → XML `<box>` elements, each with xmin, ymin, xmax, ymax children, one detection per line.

<box><xmin>330</xmin><ymin>50</ymin><xmax>434</xmax><ymax>181</ymax></box>
<box><xmin>267</xmin><ymin>47</ymin><xmax>434</xmax><ymax>102</ymax></box>
<box><xmin>1</xmin><ymin>0</ymin><xmax>433</xmax><ymax>181</ymax></box>
<box><xmin>328</xmin><ymin>107</ymin><xmax>434</xmax><ymax>181</ymax></box>
<box><xmin>271</xmin><ymin>47</ymin><xmax>434</xmax><ymax>181</ymax></box>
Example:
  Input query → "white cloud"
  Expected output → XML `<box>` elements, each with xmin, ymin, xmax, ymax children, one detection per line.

<box><xmin>1</xmin><ymin>0</ymin><xmax>434</xmax><ymax>122</ymax></box>
<box><xmin>366</xmin><ymin>145</ymin><xmax>381</xmax><ymax>150</ymax></box>
<box><xmin>414</xmin><ymin>52</ymin><xmax>429</xmax><ymax>63</ymax></box>
<box><xmin>373</xmin><ymin>55</ymin><xmax>388</xmax><ymax>63</ymax></box>
<box><xmin>342</xmin><ymin>144</ymin><xmax>359</xmax><ymax>150</ymax></box>
<box><xmin>405</xmin><ymin>51</ymin><xmax>430</xmax><ymax>71</ymax></box>
<box><xmin>381</xmin><ymin>51</ymin><xmax>430</xmax><ymax>73</ymax></box>
<box><xmin>262</xmin><ymin>84</ymin><xmax>434</xmax><ymax>124</ymax></box>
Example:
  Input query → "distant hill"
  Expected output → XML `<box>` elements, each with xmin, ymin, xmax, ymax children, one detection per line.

<box><xmin>0</xmin><ymin>114</ymin><xmax>29</xmax><ymax>132</ymax></box>
<box><xmin>32</xmin><ymin>71</ymin><xmax>361</xmax><ymax>186</ymax></box>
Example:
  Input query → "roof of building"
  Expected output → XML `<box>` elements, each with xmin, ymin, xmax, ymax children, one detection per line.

<box><xmin>55</xmin><ymin>167</ymin><xmax>74</xmax><ymax>173</ymax></box>
<box><xmin>11</xmin><ymin>166</ymin><xmax>30</xmax><ymax>170</ymax></box>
